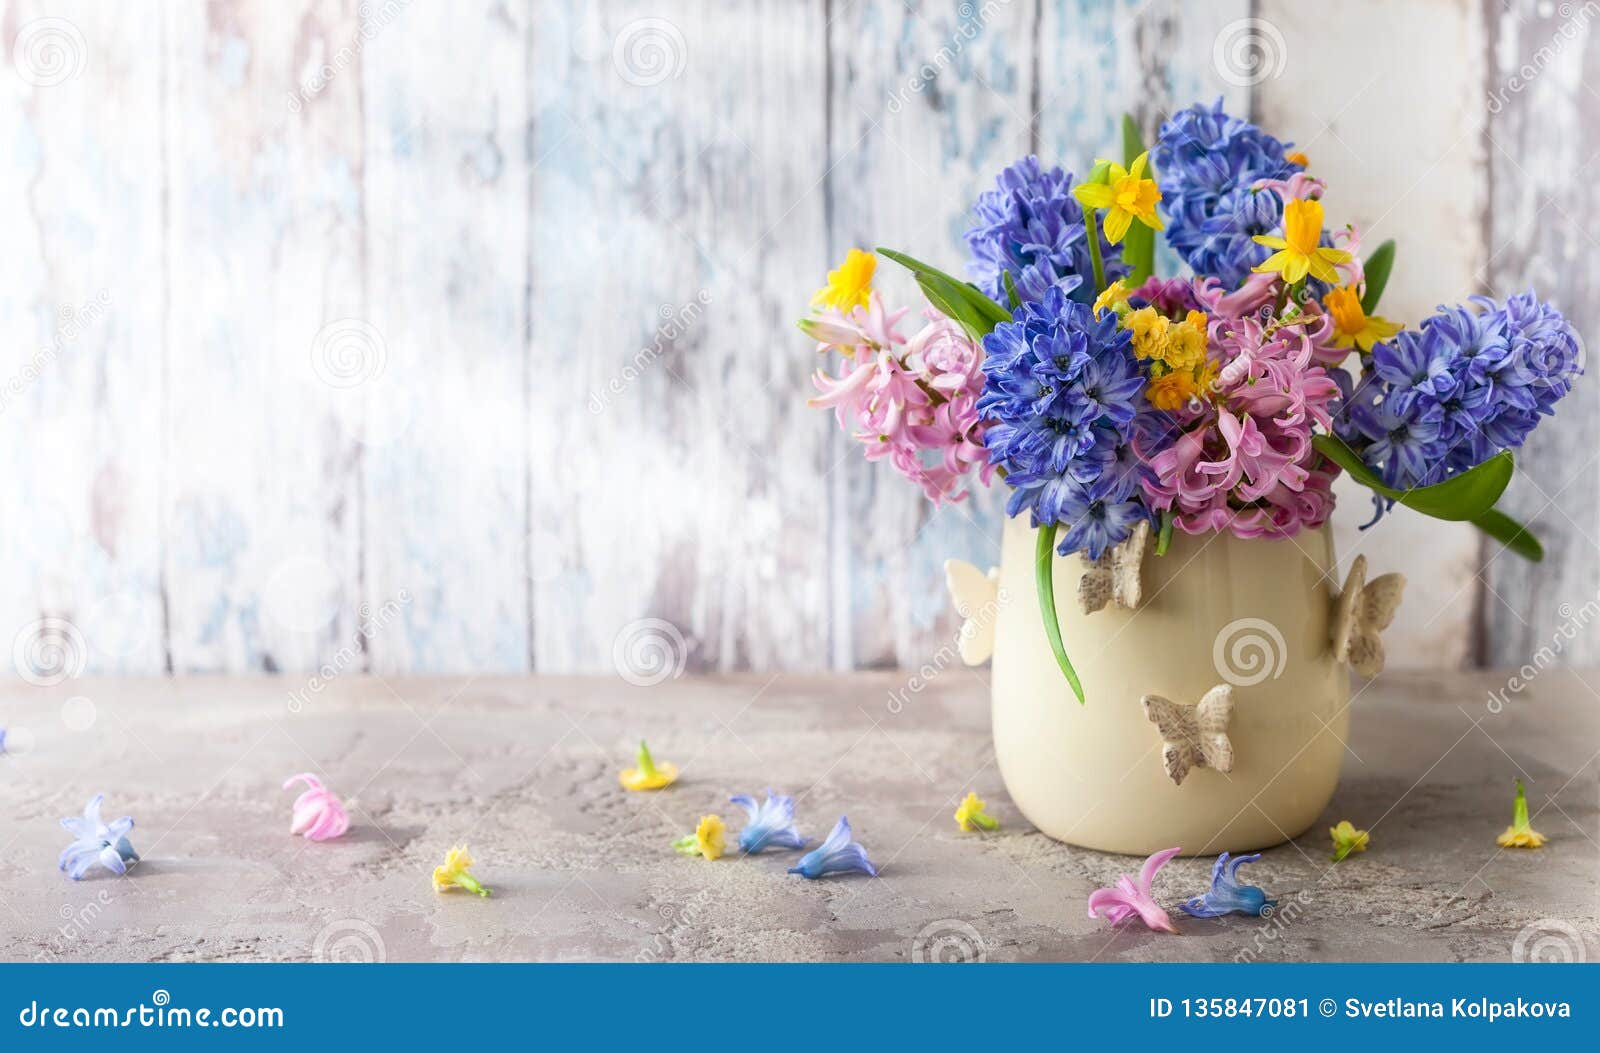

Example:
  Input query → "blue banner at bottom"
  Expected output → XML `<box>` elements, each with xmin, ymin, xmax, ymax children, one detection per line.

<box><xmin>4</xmin><ymin>963</ymin><xmax>1595</xmax><ymax>1047</ymax></box>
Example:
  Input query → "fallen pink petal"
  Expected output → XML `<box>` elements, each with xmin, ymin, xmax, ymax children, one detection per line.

<box><xmin>283</xmin><ymin>773</ymin><xmax>350</xmax><ymax>842</ymax></box>
<box><xmin>1087</xmin><ymin>847</ymin><xmax>1182</xmax><ymax>934</ymax></box>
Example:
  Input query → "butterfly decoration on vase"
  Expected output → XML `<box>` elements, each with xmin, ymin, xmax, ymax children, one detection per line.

<box><xmin>1141</xmin><ymin>684</ymin><xmax>1235</xmax><ymax>786</ymax></box>
<box><xmin>1330</xmin><ymin>555</ymin><xmax>1406</xmax><ymax>678</ymax></box>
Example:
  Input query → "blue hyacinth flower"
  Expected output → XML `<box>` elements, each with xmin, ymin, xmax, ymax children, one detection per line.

<box><xmin>1180</xmin><ymin>852</ymin><xmax>1276</xmax><ymax>919</ymax></box>
<box><xmin>731</xmin><ymin>789</ymin><xmax>807</xmax><ymax>854</ymax></box>
<box><xmin>58</xmin><ymin>794</ymin><xmax>139</xmax><ymax>881</ymax></box>
<box><xmin>788</xmin><ymin>816</ymin><xmax>877</xmax><ymax>879</ymax></box>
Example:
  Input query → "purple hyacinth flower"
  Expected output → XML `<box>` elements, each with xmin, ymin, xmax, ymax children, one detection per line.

<box><xmin>1180</xmin><ymin>852</ymin><xmax>1278</xmax><ymax>919</ymax></box>
<box><xmin>731</xmin><ymin>789</ymin><xmax>807</xmax><ymax>854</ymax></box>
<box><xmin>58</xmin><ymin>794</ymin><xmax>139</xmax><ymax>880</ymax></box>
<box><xmin>788</xmin><ymin>816</ymin><xmax>877</xmax><ymax>879</ymax></box>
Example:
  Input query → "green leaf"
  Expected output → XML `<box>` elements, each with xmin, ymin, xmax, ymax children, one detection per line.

<box><xmin>1002</xmin><ymin>270</ymin><xmax>1021</xmax><ymax>311</ymax></box>
<box><xmin>1473</xmin><ymin>509</ymin><xmax>1544</xmax><ymax>562</ymax></box>
<box><xmin>1360</xmin><ymin>239</ymin><xmax>1395</xmax><ymax>315</ymax></box>
<box><xmin>877</xmin><ymin>247</ymin><xmax>1011</xmax><ymax>327</ymax></box>
<box><xmin>914</xmin><ymin>274</ymin><xmax>988</xmax><ymax>341</ymax></box>
<box><xmin>1035</xmin><ymin>525</ymin><xmax>1085</xmax><ymax>705</ymax></box>
<box><xmin>1311</xmin><ymin>434</ymin><xmax>1512</xmax><ymax>521</ymax></box>
<box><xmin>1120</xmin><ymin>114</ymin><xmax>1156</xmax><ymax>286</ymax></box>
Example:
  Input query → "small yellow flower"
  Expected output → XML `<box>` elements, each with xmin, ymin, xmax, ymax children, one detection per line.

<box><xmin>1496</xmin><ymin>779</ymin><xmax>1546</xmax><ymax>849</ymax></box>
<box><xmin>811</xmin><ymin>248</ymin><xmax>876</xmax><ymax>312</ymax></box>
<box><xmin>1162</xmin><ymin>311</ymin><xmax>1209</xmax><ymax>371</ymax></box>
<box><xmin>432</xmin><ymin>844</ymin><xmax>491</xmax><ymax>897</ymax></box>
<box><xmin>1146</xmin><ymin>371</ymin><xmax>1199</xmax><ymax>412</ymax></box>
<box><xmin>1073</xmin><ymin>153</ymin><xmax>1164</xmax><ymax>244</ymax></box>
<box><xmin>1329</xmin><ymin>819</ymin><xmax>1370</xmax><ymax>862</ymax></box>
<box><xmin>673</xmin><ymin>814</ymin><xmax>726</xmax><ymax>859</ymax></box>
<box><xmin>1252</xmin><ymin>198</ymin><xmax>1352</xmax><ymax>285</ymax></box>
<box><xmin>1324</xmin><ymin>286</ymin><xmax>1403</xmax><ymax>352</ymax></box>
<box><xmin>953</xmin><ymin>791</ymin><xmax>999</xmax><ymax>832</ymax></box>
<box><xmin>1124</xmin><ymin>307</ymin><xmax>1169</xmax><ymax>361</ymax></box>
<box><xmin>1093</xmin><ymin>279</ymin><xmax>1132</xmax><ymax>316</ymax></box>
<box><xmin>1286</xmin><ymin>150</ymin><xmax>1310</xmax><ymax>167</ymax></box>
<box><xmin>619</xmin><ymin>740</ymin><xmax>678</xmax><ymax>792</ymax></box>
<box><xmin>696</xmin><ymin>814</ymin><xmax>726</xmax><ymax>859</ymax></box>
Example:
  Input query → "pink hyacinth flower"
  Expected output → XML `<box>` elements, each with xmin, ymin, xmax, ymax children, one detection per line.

<box><xmin>1087</xmin><ymin>847</ymin><xmax>1183</xmax><ymax>934</ymax></box>
<box><xmin>283</xmin><ymin>773</ymin><xmax>350</xmax><ymax>842</ymax></box>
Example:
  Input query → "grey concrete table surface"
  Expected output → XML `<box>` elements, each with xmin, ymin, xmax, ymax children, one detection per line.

<box><xmin>0</xmin><ymin>670</ymin><xmax>1596</xmax><ymax>963</ymax></box>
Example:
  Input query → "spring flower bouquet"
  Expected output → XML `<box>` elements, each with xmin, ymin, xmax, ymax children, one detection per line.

<box><xmin>799</xmin><ymin>101</ymin><xmax>1581</xmax><ymax>705</ymax></box>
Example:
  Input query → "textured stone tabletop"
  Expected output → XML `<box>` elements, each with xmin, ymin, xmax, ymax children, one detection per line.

<box><xmin>1</xmin><ymin>671</ymin><xmax>1596</xmax><ymax>963</ymax></box>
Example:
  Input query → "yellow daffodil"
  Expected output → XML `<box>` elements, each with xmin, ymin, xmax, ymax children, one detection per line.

<box><xmin>953</xmin><ymin>791</ymin><xmax>999</xmax><ymax>832</ymax></box>
<box><xmin>1286</xmin><ymin>150</ymin><xmax>1309</xmax><ymax>167</ymax></box>
<box><xmin>432</xmin><ymin>844</ymin><xmax>491</xmax><ymax>897</ymax></box>
<box><xmin>1252</xmin><ymin>198</ymin><xmax>1351</xmax><ymax>284</ymax></box>
<box><xmin>673</xmin><ymin>814</ymin><xmax>727</xmax><ymax>859</ymax></box>
<box><xmin>811</xmin><ymin>248</ymin><xmax>875</xmax><ymax>312</ymax></box>
<box><xmin>1496</xmin><ymin>779</ymin><xmax>1546</xmax><ymax>849</ymax></box>
<box><xmin>619</xmin><ymin>740</ymin><xmax>678</xmax><ymax>792</ymax></box>
<box><xmin>1329</xmin><ymin>819</ymin><xmax>1370</xmax><ymax>862</ymax></box>
<box><xmin>1146</xmin><ymin>370</ymin><xmax>1199</xmax><ymax>412</ymax></box>
<box><xmin>1073</xmin><ymin>152</ymin><xmax>1163</xmax><ymax>243</ymax></box>
<box><xmin>1324</xmin><ymin>286</ymin><xmax>1402</xmax><ymax>352</ymax></box>
<box><xmin>1093</xmin><ymin>279</ymin><xmax>1132</xmax><ymax>316</ymax></box>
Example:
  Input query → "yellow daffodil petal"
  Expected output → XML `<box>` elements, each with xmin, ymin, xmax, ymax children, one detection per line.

<box><xmin>1103</xmin><ymin>207</ymin><xmax>1133</xmax><ymax>244</ymax></box>
<box><xmin>1073</xmin><ymin>183</ymin><xmax>1115</xmax><ymax>209</ymax></box>
<box><xmin>1252</xmin><ymin>235</ymin><xmax>1289</xmax><ymax>250</ymax></box>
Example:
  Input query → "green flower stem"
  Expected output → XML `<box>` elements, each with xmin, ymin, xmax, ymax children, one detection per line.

<box><xmin>672</xmin><ymin>834</ymin><xmax>700</xmax><ymax>856</ymax></box>
<box><xmin>1083</xmin><ymin>212</ymin><xmax>1107</xmax><ymax>295</ymax></box>
<box><xmin>453</xmin><ymin>874</ymin><xmax>491</xmax><ymax>898</ymax></box>
<box><xmin>1511</xmin><ymin>779</ymin><xmax>1532</xmax><ymax>831</ymax></box>
<box><xmin>1035</xmin><ymin>525</ymin><xmax>1085</xmax><ymax>705</ymax></box>
<box><xmin>972</xmin><ymin>813</ymin><xmax>1000</xmax><ymax>832</ymax></box>
<box><xmin>635</xmin><ymin>740</ymin><xmax>659</xmax><ymax>779</ymax></box>
<box><xmin>1155</xmin><ymin>510</ymin><xmax>1174</xmax><ymax>556</ymax></box>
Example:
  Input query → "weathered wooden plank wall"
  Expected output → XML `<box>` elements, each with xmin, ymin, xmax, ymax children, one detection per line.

<box><xmin>1481</xmin><ymin>0</ymin><xmax>1600</xmax><ymax>666</ymax></box>
<box><xmin>0</xmin><ymin>0</ymin><xmax>1587</xmax><ymax>677</ymax></box>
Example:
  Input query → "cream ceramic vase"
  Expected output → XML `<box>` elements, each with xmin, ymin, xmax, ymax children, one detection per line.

<box><xmin>988</xmin><ymin>517</ymin><xmax>1350</xmax><ymax>857</ymax></box>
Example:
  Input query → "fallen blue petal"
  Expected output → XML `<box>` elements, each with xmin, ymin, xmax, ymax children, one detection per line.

<box><xmin>58</xmin><ymin>794</ymin><xmax>139</xmax><ymax>881</ymax></box>
<box><xmin>1180</xmin><ymin>851</ymin><xmax>1276</xmax><ymax>919</ymax></box>
<box><xmin>731</xmin><ymin>789</ymin><xmax>807</xmax><ymax>854</ymax></box>
<box><xmin>788</xmin><ymin>816</ymin><xmax>876</xmax><ymax>879</ymax></box>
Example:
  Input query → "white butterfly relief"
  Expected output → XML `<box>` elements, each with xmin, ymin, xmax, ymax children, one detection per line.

<box><xmin>1078</xmin><ymin>518</ymin><xmax>1150</xmax><ymax>615</ymax></box>
<box><xmin>1330</xmin><ymin>555</ymin><xmax>1406</xmax><ymax>678</ymax></box>
<box><xmin>943</xmin><ymin>559</ymin><xmax>1005</xmax><ymax>666</ymax></box>
<box><xmin>1141</xmin><ymin>684</ymin><xmax>1235</xmax><ymax>786</ymax></box>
